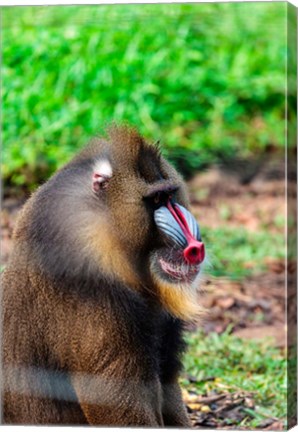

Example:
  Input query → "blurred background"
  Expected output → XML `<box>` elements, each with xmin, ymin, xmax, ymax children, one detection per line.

<box><xmin>1</xmin><ymin>2</ymin><xmax>296</xmax><ymax>429</ymax></box>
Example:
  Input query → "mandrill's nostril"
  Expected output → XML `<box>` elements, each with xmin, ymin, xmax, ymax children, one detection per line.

<box><xmin>183</xmin><ymin>240</ymin><xmax>205</xmax><ymax>265</ymax></box>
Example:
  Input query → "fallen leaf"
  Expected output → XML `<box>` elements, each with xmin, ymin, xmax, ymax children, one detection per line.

<box><xmin>264</xmin><ymin>258</ymin><xmax>285</xmax><ymax>274</ymax></box>
<box><xmin>188</xmin><ymin>403</ymin><xmax>202</xmax><ymax>411</ymax></box>
<box><xmin>216</xmin><ymin>297</ymin><xmax>235</xmax><ymax>309</ymax></box>
<box><xmin>200</xmin><ymin>405</ymin><xmax>211</xmax><ymax>413</ymax></box>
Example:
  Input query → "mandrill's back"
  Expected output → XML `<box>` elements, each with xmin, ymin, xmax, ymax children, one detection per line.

<box><xmin>2</xmin><ymin>196</ymin><xmax>89</xmax><ymax>425</ymax></box>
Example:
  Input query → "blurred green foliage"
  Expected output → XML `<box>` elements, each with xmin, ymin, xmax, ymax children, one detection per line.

<box><xmin>203</xmin><ymin>225</ymin><xmax>285</xmax><ymax>279</ymax></box>
<box><xmin>2</xmin><ymin>3</ymin><xmax>288</xmax><ymax>187</ymax></box>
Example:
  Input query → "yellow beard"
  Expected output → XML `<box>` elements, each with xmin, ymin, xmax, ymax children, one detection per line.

<box><xmin>151</xmin><ymin>272</ymin><xmax>204</xmax><ymax>321</ymax></box>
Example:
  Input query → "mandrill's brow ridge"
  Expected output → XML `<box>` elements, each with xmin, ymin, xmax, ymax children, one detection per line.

<box><xmin>143</xmin><ymin>182</ymin><xmax>179</xmax><ymax>199</ymax></box>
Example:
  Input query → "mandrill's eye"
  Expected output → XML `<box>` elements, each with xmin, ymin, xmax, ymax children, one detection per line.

<box><xmin>151</xmin><ymin>191</ymin><xmax>168</xmax><ymax>208</ymax></box>
<box><xmin>154</xmin><ymin>193</ymin><xmax>161</xmax><ymax>204</ymax></box>
<box><xmin>144</xmin><ymin>187</ymin><xmax>178</xmax><ymax>211</ymax></box>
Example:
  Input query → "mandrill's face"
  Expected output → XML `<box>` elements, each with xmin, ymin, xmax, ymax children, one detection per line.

<box><xmin>143</xmin><ymin>169</ymin><xmax>206</xmax><ymax>320</ymax></box>
<box><xmin>89</xmin><ymin>128</ymin><xmax>205</xmax><ymax>320</ymax></box>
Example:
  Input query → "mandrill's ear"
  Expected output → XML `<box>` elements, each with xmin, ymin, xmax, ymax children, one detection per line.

<box><xmin>92</xmin><ymin>159</ymin><xmax>113</xmax><ymax>193</ymax></box>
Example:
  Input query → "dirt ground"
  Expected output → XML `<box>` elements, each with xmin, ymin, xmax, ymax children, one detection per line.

<box><xmin>1</xmin><ymin>161</ymin><xmax>294</xmax><ymax>430</ymax></box>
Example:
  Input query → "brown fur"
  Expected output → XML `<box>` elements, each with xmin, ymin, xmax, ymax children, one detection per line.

<box><xmin>80</xmin><ymin>216</ymin><xmax>140</xmax><ymax>289</ymax></box>
<box><xmin>2</xmin><ymin>125</ymin><xmax>202</xmax><ymax>426</ymax></box>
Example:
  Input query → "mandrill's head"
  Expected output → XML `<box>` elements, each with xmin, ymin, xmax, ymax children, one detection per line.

<box><xmin>22</xmin><ymin>125</ymin><xmax>206</xmax><ymax>321</ymax></box>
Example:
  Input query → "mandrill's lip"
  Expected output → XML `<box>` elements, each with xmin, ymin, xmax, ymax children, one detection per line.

<box><xmin>159</xmin><ymin>257</ymin><xmax>200</xmax><ymax>284</ymax></box>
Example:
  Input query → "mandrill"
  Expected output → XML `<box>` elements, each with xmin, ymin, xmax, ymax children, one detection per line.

<box><xmin>2</xmin><ymin>125</ymin><xmax>205</xmax><ymax>426</ymax></box>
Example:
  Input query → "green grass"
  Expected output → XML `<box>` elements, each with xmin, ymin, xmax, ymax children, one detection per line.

<box><xmin>203</xmin><ymin>226</ymin><xmax>285</xmax><ymax>278</ymax></box>
<box><xmin>182</xmin><ymin>329</ymin><xmax>287</xmax><ymax>428</ymax></box>
<box><xmin>2</xmin><ymin>3</ymin><xmax>289</xmax><ymax>186</ymax></box>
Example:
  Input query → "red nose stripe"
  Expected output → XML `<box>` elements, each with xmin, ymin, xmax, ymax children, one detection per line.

<box><xmin>166</xmin><ymin>201</ymin><xmax>193</xmax><ymax>242</ymax></box>
<box><xmin>166</xmin><ymin>201</ymin><xmax>205</xmax><ymax>265</ymax></box>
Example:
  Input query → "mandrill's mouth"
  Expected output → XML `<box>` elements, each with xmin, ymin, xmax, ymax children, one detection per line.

<box><xmin>154</xmin><ymin>248</ymin><xmax>201</xmax><ymax>285</ymax></box>
<box><xmin>160</xmin><ymin>257</ymin><xmax>200</xmax><ymax>283</ymax></box>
